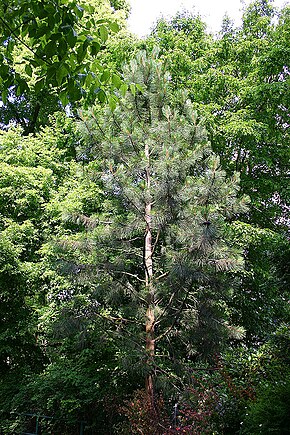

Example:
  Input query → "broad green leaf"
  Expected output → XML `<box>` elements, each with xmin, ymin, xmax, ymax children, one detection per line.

<box><xmin>0</xmin><ymin>64</ymin><xmax>9</xmax><ymax>78</ymax></box>
<box><xmin>108</xmin><ymin>96</ymin><xmax>117</xmax><ymax>112</ymax></box>
<box><xmin>45</xmin><ymin>4</ymin><xmax>56</xmax><ymax>15</ymax></box>
<box><xmin>35</xmin><ymin>78</ymin><xmax>45</xmax><ymax>94</ymax></box>
<box><xmin>49</xmin><ymin>32</ymin><xmax>62</xmax><ymax>42</ymax></box>
<box><xmin>109</xmin><ymin>22</ymin><xmax>120</xmax><ymax>33</ymax></box>
<box><xmin>25</xmin><ymin>64</ymin><xmax>33</xmax><ymax>77</ymax></box>
<box><xmin>47</xmin><ymin>14</ymin><xmax>56</xmax><ymax>30</ymax></box>
<box><xmin>18</xmin><ymin>78</ymin><xmax>29</xmax><ymax>94</ymax></box>
<box><xmin>85</xmin><ymin>73</ymin><xmax>94</xmax><ymax>87</ymax></box>
<box><xmin>59</xmin><ymin>91</ymin><xmax>69</xmax><ymax>106</ymax></box>
<box><xmin>46</xmin><ymin>65</ymin><xmax>57</xmax><ymax>81</ymax></box>
<box><xmin>15</xmin><ymin>84</ymin><xmax>21</xmax><ymax>97</ymax></box>
<box><xmin>67</xmin><ymin>30</ymin><xmax>77</xmax><ymax>48</ymax></box>
<box><xmin>37</xmin><ymin>6</ymin><xmax>48</xmax><ymax>19</ymax></box>
<box><xmin>45</xmin><ymin>41</ymin><xmax>57</xmax><ymax>58</ymax></box>
<box><xmin>100</xmin><ymin>70</ymin><xmax>110</xmax><ymax>83</ymax></box>
<box><xmin>99</xmin><ymin>25</ymin><xmax>108</xmax><ymax>43</ymax></box>
<box><xmin>28</xmin><ymin>25</ymin><xmax>37</xmax><ymax>38</ymax></box>
<box><xmin>77</xmin><ymin>46</ymin><xmax>86</xmax><ymax>63</ymax></box>
<box><xmin>96</xmin><ymin>19</ymin><xmax>108</xmax><ymax>24</ymax></box>
<box><xmin>112</xmin><ymin>74</ymin><xmax>121</xmax><ymax>89</ymax></box>
<box><xmin>36</xmin><ymin>24</ymin><xmax>50</xmax><ymax>38</ymax></box>
<box><xmin>1</xmin><ymin>89</ymin><xmax>8</xmax><ymax>104</ymax></box>
<box><xmin>58</xmin><ymin>38</ymin><xmax>68</xmax><ymax>56</ymax></box>
<box><xmin>120</xmin><ymin>83</ymin><xmax>128</xmax><ymax>97</ymax></box>
<box><xmin>97</xmin><ymin>89</ymin><xmax>106</xmax><ymax>103</ymax></box>
<box><xmin>56</xmin><ymin>64</ymin><xmax>69</xmax><ymax>85</ymax></box>
<box><xmin>75</xmin><ymin>4</ymin><xmax>84</xmax><ymax>18</ymax></box>
<box><xmin>90</xmin><ymin>41</ymin><xmax>100</xmax><ymax>56</ymax></box>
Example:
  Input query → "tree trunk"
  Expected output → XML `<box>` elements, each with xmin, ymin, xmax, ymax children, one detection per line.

<box><xmin>144</xmin><ymin>142</ymin><xmax>155</xmax><ymax>405</ymax></box>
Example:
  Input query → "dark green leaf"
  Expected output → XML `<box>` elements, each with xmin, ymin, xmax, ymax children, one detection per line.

<box><xmin>100</xmin><ymin>70</ymin><xmax>110</xmax><ymax>83</ymax></box>
<box><xmin>77</xmin><ymin>46</ymin><xmax>86</xmax><ymax>63</ymax></box>
<box><xmin>49</xmin><ymin>32</ymin><xmax>62</xmax><ymax>42</ymax></box>
<box><xmin>58</xmin><ymin>38</ymin><xmax>68</xmax><ymax>56</ymax></box>
<box><xmin>35</xmin><ymin>78</ymin><xmax>45</xmax><ymax>94</ymax></box>
<box><xmin>0</xmin><ymin>64</ymin><xmax>9</xmax><ymax>78</ymax></box>
<box><xmin>56</xmin><ymin>64</ymin><xmax>69</xmax><ymax>85</ymax></box>
<box><xmin>90</xmin><ymin>41</ymin><xmax>101</xmax><ymax>56</ymax></box>
<box><xmin>45</xmin><ymin>41</ymin><xmax>57</xmax><ymax>58</ymax></box>
<box><xmin>67</xmin><ymin>30</ymin><xmax>77</xmax><ymax>48</ymax></box>
<box><xmin>25</xmin><ymin>64</ymin><xmax>33</xmax><ymax>77</ymax></box>
<box><xmin>97</xmin><ymin>88</ymin><xmax>106</xmax><ymax>103</ymax></box>
<box><xmin>36</xmin><ymin>24</ymin><xmax>50</xmax><ymax>38</ymax></box>
<box><xmin>1</xmin><ymin>89</ymin><xmax>8</xmax><ymax>104</ymax></box>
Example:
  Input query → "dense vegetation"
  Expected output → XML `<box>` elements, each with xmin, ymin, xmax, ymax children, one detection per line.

<box><xmin>0</xmin><ymin>0</ymin><xmax>289</xmax><ymax>433</ymax></box>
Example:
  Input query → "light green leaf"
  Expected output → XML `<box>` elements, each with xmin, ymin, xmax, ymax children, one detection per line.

<box><xmin>130</xmin><ymin>83</ymin><xmax>136</xmax><ymax>96</ymax></box>
<box><xmin>99</xmin><ymin>25</ymin><xmax>108</xmax><ymax>43</ymax></box>
<box><xmin>108</xmin><ymin>96</ymin><xmax>117</xmax><ymax>112</ymax></box>
<box><xmin>59</xmin><ymin>91</ymin><xmax>69</xmax><ymax>106</ymax></box>
<box><xmin>120</xmin><ymin>83</ymin><xmax>128</xmax><ymax>97</ymax></box>
<box><xmin>109</xmin><ymin>22</ymin><xmax>120</xmax><ymax>33</ymax></box>
<box><xmin>112</xmin><ymin>73</ymin><xmax>121</xmax><ymax>89</ymax></box>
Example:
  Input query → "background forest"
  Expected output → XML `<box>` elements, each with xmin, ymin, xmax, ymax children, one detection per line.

<box><xmin>0</xmin><ymin>0</ymin><xmax>289</xmax><ymax>433</ymax></box>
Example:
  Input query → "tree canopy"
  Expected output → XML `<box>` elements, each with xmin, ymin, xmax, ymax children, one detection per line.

<box><xmin>0</xmin><ymin>1</ymin><xmax>289</xmax><ymax>433</ymax></box>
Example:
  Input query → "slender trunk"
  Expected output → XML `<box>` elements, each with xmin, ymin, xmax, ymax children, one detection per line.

<box><xmin>144</xmin><ymin>142</ymin><xmax>155</xmax><ymax>404</ymax></box>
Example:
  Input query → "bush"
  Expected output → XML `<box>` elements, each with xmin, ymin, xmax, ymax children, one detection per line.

<box><xmin>241</xmin><ymin>376</ymin><xmax>290</xmax><ymax>434</ymax></box>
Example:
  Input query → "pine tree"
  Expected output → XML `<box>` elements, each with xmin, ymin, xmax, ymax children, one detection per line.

<box><xmin>65</xmin><ymin>51</ymin><xmax>248</xmax><ymax>408</ymax></box>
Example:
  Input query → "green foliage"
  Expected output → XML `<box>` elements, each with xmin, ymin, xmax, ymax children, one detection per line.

<box><xmin>0</xmin><ymin>0</ymin><xmax>122</xmax><ymax>105</ymax></box>
<box><xmin>0</xmin><ymin>117</ymin><xmax>86</xmax><ymax>433</ymax></box>
<box><xmin>221</xmin><ymin>324</ymin><xmax>290</xmax><ymax>434</ymax></box>
<box><xmin>0</xmin><ymin>88</ymin><xmax>60</xmax><ymax>135</ymax></box>
<box><xmin>0</xmin><ymin>2</ymin><xmax>289</xmax><ymax>432</ymax></box>
<box><xmin>241</xmin><ymin>378</ymin><xmax>290</xmax><ymax>434</ymax></box>
<box><xmin>227</xmin><ymin>222</ymin><xmax>290</xmax><ymax>340</ymax></box>
<box><xmin>58</xmin><ymin>52</ymin><xmax>248</xmax><ymax>397</ymax></box>
<box><xmin>148</xmin><ymin>1</ymin><xmax>290</xmax><ymax>233</ymax></box>
<box><xmin>146</xmin><ymin>0</ymin><xmax>290</xmax><ymax>353</ymax></box>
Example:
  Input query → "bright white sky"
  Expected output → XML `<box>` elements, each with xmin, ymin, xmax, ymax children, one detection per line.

<box><xmin>128</xmin><ymin>0</ymin><xmax>288</xmax><ymax>37</ymax></box>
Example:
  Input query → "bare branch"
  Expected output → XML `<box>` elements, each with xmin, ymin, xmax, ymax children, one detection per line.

<box><xmin>113</xmin><ymin>270</ymin><xmax>146</xmax><ymax>283</ymax></box>
<box><xmin>152</xmin><ymin>228</ymin><xmax>160</xmax><ymax>256</ymax></box>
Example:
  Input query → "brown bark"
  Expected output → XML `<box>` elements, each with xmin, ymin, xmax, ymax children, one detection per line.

<box><xmin>144</xmin><ymin>142</ymin><xmax>155</xmax><ymax>405</ymax></box>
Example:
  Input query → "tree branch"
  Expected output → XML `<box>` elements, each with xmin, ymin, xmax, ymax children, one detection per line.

<box><xmin>155</xmin><ymin>287</ymin><xmax>191</xmax><ymax>342</ymax></box>
<box><xmin>0</xmin><ymin>16</ymin><xmax>52</xmax><ymax>66</ymax></box>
